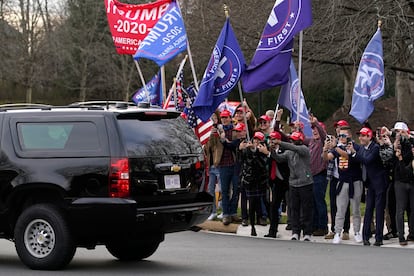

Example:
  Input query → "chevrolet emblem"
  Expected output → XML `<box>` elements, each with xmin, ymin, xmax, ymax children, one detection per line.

<box><xmin>171</xmin><ymin>165</ymin><xmax>181</xmax><ymax>172</ymax></box>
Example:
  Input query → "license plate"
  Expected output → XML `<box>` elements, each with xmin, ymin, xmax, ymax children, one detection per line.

<box><xmin>164</xmin><ymin>174</ymin><xmax>181</xmax><ymax>189</ymax></box>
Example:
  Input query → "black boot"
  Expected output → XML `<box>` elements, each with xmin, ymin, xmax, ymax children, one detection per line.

<box><xmin>251</xmin><ymin>226</ymin><xmax>257</xmax><ymax>236</ymax></box>
<box><xmin>264</xmin><ymin>230</ymin><xmax>276</xmax><ymax>238</ymax></box>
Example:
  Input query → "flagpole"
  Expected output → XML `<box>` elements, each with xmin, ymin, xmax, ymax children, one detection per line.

<box><xmin>133</xmin><ymin>59</ymin><xmax>151</xmax><ymax>103</ymax></box>
<box><xmin>271</xmin><ymin>104</ymin><xmax>279</xmax><ymax>129</ymax></box>
<box><xmin>296</xmin><ymin>31</ymin><xmax>303</xmax><ymax>124</ymax></box>
<box><xmin>237</xmin><ymin>82</ymin><xmax>251</xmax><ymax>141</ymax></box>
<box><xmin>175</xmin><ymin>0</ymin><xmax>199</xmax><ymax>92</ymax></box>
<box><xmin>176</xmin><ymin>55</ymin><xmax>188</xmax><ymax>80</ymax></box>
<box><xmin>224</xmin><ymin>4</ymin><xmax>249</xmax><ymax>140</ymax></box>
<box><xmin>161</xmin><ymin>65</ymin><xmax>167</xmax><ymax>104</ymax></box>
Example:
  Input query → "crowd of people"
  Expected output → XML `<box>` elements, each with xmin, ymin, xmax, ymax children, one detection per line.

<box><xmin>203</xmin><ymin>102</ymin><xmax>414</xmax><ymax>246</ymax></box>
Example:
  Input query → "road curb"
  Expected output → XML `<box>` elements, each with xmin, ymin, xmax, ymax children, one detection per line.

<box><xmin>197</xmin><ymin>220</ymin><xmax>238</xmax><ymax>233</ymax></box>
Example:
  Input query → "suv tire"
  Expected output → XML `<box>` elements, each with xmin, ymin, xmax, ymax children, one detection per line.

<box><xmin>14</xmin><ymin>204</ymin><xmax>76</xmax><ymax>270</ymax></box>
<box><xmin>106</xmin><ymin>240</ymin><xmax>160</xmax><ymax>261</ymax></box>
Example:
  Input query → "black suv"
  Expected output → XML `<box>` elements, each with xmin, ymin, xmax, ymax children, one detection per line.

<box><xmin>0</xmin><ymin>102</ymin><xmax>212</xmax><ymax>270</ymax></box>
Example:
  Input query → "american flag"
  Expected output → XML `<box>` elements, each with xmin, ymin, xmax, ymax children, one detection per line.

<box><xmin>185</xmin><ymin>85</ymin><xmax>213</xmax><ymax>145</ymax></box>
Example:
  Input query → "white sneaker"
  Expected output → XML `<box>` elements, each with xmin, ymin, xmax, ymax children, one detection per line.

<box><xmin>217</xmin><ymin>213</ymin><xmax>223</xmax><ymax>220</ymax></box>
<box><xmin>291</xmin><ymin>234</ymin><xmax>299</xmax><ymax>241</ymax></box>
<box><xmin>303</xmin><ymin>235</ymin><xmax>311</xmax><ymax>241</ymax></box>
<box><xmin>207</xmin><ymin>213</ymin><xmax>217</xmax><ymax>221</ymax></box>
<box><xmin>354</xmin><ymin>232</ymin><xmax>363</xmax><ymax>243</ymax></box>
<box><xmin>332</xmin><ymin>233</ymin><xmax>341</xmax><ymax>244</ymax></box>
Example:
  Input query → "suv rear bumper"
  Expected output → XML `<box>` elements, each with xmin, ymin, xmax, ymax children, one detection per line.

<box><xmin>68</xmin><ymin>192</ymin><xmax>213</xmax><ymax>239</ymax></box>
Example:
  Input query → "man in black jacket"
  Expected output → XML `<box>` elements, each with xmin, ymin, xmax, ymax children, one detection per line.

<box><xmin>262</xmin><ymin>131</ymin><xmax>290</xmax><ymax>238</ymax></box>
<box><xmin>350</xmin><ymin>127</ymin><xmax>388</xmax><ymax>246</ymax></box>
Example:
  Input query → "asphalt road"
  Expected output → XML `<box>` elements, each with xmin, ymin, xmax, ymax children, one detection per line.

<box><xmin>0</xmin><ymin>231</ymin><xmax>413</xmax><ymax>275</ymax></box>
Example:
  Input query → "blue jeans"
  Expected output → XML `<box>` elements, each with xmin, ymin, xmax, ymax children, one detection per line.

<box><xmin>313</xmin><ymin>172</ymin><xmax>328</xmax><ymax>231</ymax></box>
<box><xmin>207</xmin><ymin>166</ymin><xmax>221</xmax><ymax>213</ymax></box>
<box><xmin>219</xmin><ymin>165</ymin><xmax>239</xmax><ymax>217</ymax></box>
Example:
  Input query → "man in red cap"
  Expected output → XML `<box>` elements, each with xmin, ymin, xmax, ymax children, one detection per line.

<box><xmin>216</xmin><ymin>109</ymin><xmax>240</xmax><ymax>225</ymax></box>
<box><xmin>259</xmin><ymin>131</ymin><xmax>313</xmax><ymax>241</ymax></box>
<box><xmin>261</xmin><ymin>131</ymin><xmax>290</xmax><ymax>238</ymax></box>
<box><xmin>349</xmin><ymin>127</ymin><xmax>388</xmax><ymax>246</ymax></box>
<box><xmin>233</xmin><ymin>103</ymin><xmax>256</xmax><ymax>138</ymax></box>
<box><xmin>258</xmin><ymin>115</ymin><xmax>272</xmax><ymax>136</ymax></box>
<box><xmin>309</xmin><ymin>115</ymin><xmax>328</xmax><ymax>236</ymax></box>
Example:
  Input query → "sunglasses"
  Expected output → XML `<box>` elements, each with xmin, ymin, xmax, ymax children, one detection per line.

<box><xmin>338</xmin><ymin>134</ymin><xmax>348</xmax><ymax>138</ymax></box>
<box><xmin>259</xmin><ymin>121</ymin><xmax>269</xmax><ymax>125</ymax></box>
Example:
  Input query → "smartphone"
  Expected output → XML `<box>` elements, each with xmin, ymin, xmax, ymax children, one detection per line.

<box><xmin>346</xmin><ymin>137</ymin><xmax>352</xmax><ymax>144</ymax></box>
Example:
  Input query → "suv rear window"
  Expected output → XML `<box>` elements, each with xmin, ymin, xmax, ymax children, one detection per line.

<box><xmin>117</xmin><ymin>116</ymin><xmax>202</xmax><ymax>156</ymax></box>
<box><xmin>17</xmin><ymin>122</ymin><xmax>99</xmax><ymax>151</ymax></box>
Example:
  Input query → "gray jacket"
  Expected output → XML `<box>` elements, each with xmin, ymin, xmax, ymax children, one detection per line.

<box><xmin>271</xmin><ymin>141</ymin><xmax>313</xmax><ymax>188</ymax></box>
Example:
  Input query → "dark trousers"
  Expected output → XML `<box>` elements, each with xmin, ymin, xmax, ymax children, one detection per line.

<box><xmin>385</xmin><ymin>180</ymin><xmax>397</xmax><ymax>234</ymax></box>
<box><xmin>290</xmin><ymin>184</ymin><xmax>313</xmax><ymax>236</ymax></box>
<box><xmin>248</xmin><ymin>196</ymin><xmax>261</xmax><ymax>229</ymax></box>
<box><xmin>240</xmin><ymin>186</ymin><xmax>248</xmax><ymax>220</ymax></box>
<box><xmin>329</xmin><ymin>177</ymin><xmax>350</xmax><ymax>233</ymax></box>
<box><xmin>268</xmin><ymin>179</ymin><xmax>289</xmax><ymax>234</ymax></box>
<box><xmin>363</xmin><ymin>187</ymin><xmax>387</xmax><ymax>242</ymax></box>
<box><xmin>241</xmin><ymin>185</ymin><xmax>262</xmax><ymax>221</ymax></box>
<box><xmin>394</xmin><ymin>181</ymin><xmax>414</xmax><ymax>240</ymax></box>
<box><xmin>313</xmin><ymin>173</ymin><xmax>328</xmax><ymax>231</ymax></box>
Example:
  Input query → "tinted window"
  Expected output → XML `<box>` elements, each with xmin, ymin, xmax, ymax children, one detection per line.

<box><xmin>118</xmin><ymin>117</ymin><xmax>202</xmax><ymax>156</ymax></box>
<box><xmin>17</xmin><ymin>122</ymin><xmax>100</xmax><ymax>151</ymax></box>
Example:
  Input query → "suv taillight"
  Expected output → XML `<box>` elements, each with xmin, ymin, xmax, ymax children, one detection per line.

<box><xmin>109</xmin><ymin>158</ymin><xmax>130</xmax><ymax>198</ymax></box>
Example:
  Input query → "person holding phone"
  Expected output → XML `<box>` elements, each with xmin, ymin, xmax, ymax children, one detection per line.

<box><xmin>322</xmin><ymin>126</ymin><xmax>364</xmax><ymax>244</ymax></box>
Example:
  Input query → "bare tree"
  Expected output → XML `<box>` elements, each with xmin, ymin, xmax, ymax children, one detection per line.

<box><xmin>307</xmin><ymin>0</ymin><xmax>414</xmax><ymax>121</ymax></box>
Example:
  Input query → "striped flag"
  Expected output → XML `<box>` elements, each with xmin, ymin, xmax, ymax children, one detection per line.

<box><xmin>185</xmin><ymin>85</ymin><xmax>213</xmax><ymax>145</ymax></box>
<box><xmin>195</xmin><ymin>118</ymin><xmax>214</xmax><ymax>145</ymax></box>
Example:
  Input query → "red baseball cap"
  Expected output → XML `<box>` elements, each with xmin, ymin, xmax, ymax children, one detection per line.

<box><xmin>290</xmin><ymin>131</ymin><xmax>304</xmax><ymax>141</ymax></box>
<box><xmin>357</xmin><ymin>127</ymin><xmax>373</xmax><ymax>138</ymax></box>
<box><xmin>334</xmin><ymin>120</ymin><xmax>349</xmax><ymax>128</ymax></box>
<box><xmin>253</xmin><ymin>132</ymin><xmax>265</xmax><ymax>141</ymax></box>
<box><xmin>258</xmin><ymin>115</ymin><xmax>271</xmax><ymax>122</ymax></box>
<box><xmin>269</xmin><ymin>131</ymin><xmax>282</xmax><ymax>140</ymax></box>
<box><xmin>220</xmin><ymin>110</ymin><xmax>232</xmax><ymax>118</ymax></box>
<box><xmin>234</xmin><ymin>123</ymin><xmax>246</xmax><ymax>132</ymax></box>
<box><xmin>236</xmin><ymin>106</ymin><xmax>247</xmax><ymax>113</ymax></box>
<box><xmin>289</xmin><ymin>121</ymin><xmax>304</xmax><ymax>130</ymax></box>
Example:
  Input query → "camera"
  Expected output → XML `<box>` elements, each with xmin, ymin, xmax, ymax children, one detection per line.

<box><xmin>346</xmin><ymin>137</ymin><xmax>352</xmax><ymax>144</ymax></box>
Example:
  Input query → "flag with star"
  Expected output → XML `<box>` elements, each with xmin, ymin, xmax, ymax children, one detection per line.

<box><xmin>192</xmin><ymin>17</ymin><xmax>246</xmax><ymax>122</ymax></box>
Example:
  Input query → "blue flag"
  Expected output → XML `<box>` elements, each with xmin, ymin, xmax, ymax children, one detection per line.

<box><xmin>350</xmin><ymin>28</ymin><xmax>384</xmax><ymax>124</ymax></box>
<box><xmin>132</xmin><ymin>71</ymin><xmax>162</xmax><ymax>106</ymax></box>
<box><xmin>192</xmin><ymin>18</ymin><xmax>246</xmax><ymax>122</ymax></box>
<box><xmin>242</xmin><ymin>0</ymin><xmax>312</xmax><ymax>92</ymax></box>
<box><xmin>133</xmin><ymin>1</ymin><xmax>187</xmax><ymax>66</ymax></box>
<box><xmin>278</xmin><ymin>61</ymin><xmax>312</xmax><ymax>137</ymax></box>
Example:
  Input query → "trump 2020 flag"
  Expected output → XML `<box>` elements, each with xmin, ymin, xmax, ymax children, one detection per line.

<box><xmin>242</xmin><ymin>0</ymin><xmax>312</xmax><ymax>92</ymax></box>
<box><xmin>192</xmin><ymin>18</ymin><xmax>245</xmax><ymax>122</ymax></box>
<box><xmin>350</xmin><ymin>28</ymin><xmax>384</xmax><ymax>124</ymax></box>
<box><xmin>132</xmin><ymin>71</ymin><xmax>162</xmax><ymax>106</ymax></box>
<box><xmin>278</xmin><ymin>61</ymin><xmax>312</xmax><ymax>137</ymax></box>
<box><xmin>133</xmin><ymin>1</ymin><xmax>187</xmax><ymax>66</ymax></box>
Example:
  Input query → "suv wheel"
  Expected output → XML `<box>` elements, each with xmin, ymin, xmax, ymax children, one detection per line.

<box><xmin>14</xmin><ymin>204</ymin><xmax>76</xmax><ymax>270</ymax></box>
<box><xmin>106</xmin><ymin>240</ymin><xmax>160</xmax><ymax>261</ymax></box>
